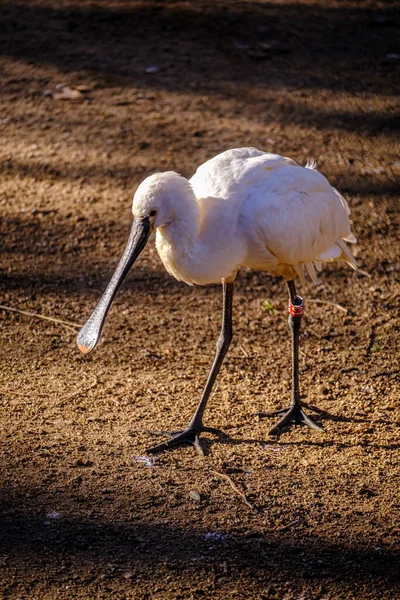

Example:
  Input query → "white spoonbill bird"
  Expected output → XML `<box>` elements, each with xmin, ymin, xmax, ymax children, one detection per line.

<box><xmin>77</xmin><ymin>148</ymin><xmax>358</xmax><ymax>455</ymax></box>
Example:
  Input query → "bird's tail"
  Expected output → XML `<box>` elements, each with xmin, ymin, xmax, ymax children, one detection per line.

<box><xmin>295</xmin><ymin>237</ymin><xmax>368</xmax><ymax>285</ymax></box>
<box><xmin>294</xmin><ymin>260</ymin><xmax>326</xmax><ymax>285</ymax></box>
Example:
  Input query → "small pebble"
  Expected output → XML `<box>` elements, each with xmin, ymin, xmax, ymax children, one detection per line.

<box><xmin>189</xmin><ymin>490</ymin><xmax>201</xmax><ymax>502</ymax></box>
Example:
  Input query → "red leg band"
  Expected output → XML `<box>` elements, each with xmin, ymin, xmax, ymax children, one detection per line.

<box><xmin>289</xmin><ymin>297</ymin><xmax>304</xmax><ymax>317</ymax></box>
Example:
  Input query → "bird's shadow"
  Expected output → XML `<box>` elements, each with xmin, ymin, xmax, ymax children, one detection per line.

<box><xmin>254</xmin><ymin>403</ymin><xmax>350</xmax><ymax>423</ymax></box>
<box><xmin>196</xmin><ymin>411</ymin><xmax>400</xmax><ymax>454</ymax></box>
<box><xmin>301</xmin><ymin>403</ymin><xmax>399</xmax><ymax>428</ymax></box>
<box><xmin>199</xmin><ymin>433</ymin><xmax>399</xmax><ymax>454</ymax></box>
<box><xmin>144</xmin><ymin>402</ymin><xmax>400</xmax><ymax>456</ymax></box>
<box><xmin>252</xmin><ymin>402</ymin><xmax>393</xmax><ymax>425</ymax></box>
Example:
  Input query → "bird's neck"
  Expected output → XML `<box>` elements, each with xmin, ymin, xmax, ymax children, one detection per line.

<box><xmin>156</xmin><ymin>185</ymin><xmax>201</xmax><ymax>259</ymax></box>
<box><xmin>156</xmin><ymin>191</ymin><xmax>244</xmax><ymax>285</ymax></box>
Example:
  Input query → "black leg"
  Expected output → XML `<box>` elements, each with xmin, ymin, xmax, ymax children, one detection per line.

<box><xmin>267</xmin><ymin>280</ymin><xmax>323</xmax><ymax>435</ymax></box>
<box><xmin>147</xmin><ymin>280</ymin><xmax>234</xmax><ymax>455</ymax></box>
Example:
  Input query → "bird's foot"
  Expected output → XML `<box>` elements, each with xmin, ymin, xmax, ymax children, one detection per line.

<box><xmin>257</xmin><ymin>404</ymin><xmax>323</xmax><ymax>435</ymax></box>
<box><xmin>146</xmin><ymin>425</ymin><xmax>224</xmax><ymax>456</ymax></box>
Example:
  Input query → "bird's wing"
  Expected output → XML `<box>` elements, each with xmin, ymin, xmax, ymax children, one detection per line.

<box><xmin>190</xmin><ymin>148</ymin><xmax>298</xmax><ymax>206</ymax></box>
<box><xmin>240</xmin><ymin>162</ymin><xmax>357</xmax><ymax>275</ymax></box>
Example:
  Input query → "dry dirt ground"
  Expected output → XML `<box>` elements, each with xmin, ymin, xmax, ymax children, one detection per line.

<box><xmin>0</xmin><ymin>1</ymin><xmax>399</xmax><ymax>598</ymax></box>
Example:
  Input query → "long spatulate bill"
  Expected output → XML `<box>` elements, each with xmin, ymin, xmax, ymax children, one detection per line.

<box><xmin>77</xmin><ymin>216</ymin><xmax>151</xmax><ymax>355</ymax></box>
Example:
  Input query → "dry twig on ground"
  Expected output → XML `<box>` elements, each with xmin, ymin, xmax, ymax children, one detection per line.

<box><xmin>211</xmin><ymin>470</ymin><xmax>256</xmax><ymax>510</ymax></box>
<box><xmin>0</xmin><ymin>304</ymin><xmax>82</xmax><ymax>331</ymax></box>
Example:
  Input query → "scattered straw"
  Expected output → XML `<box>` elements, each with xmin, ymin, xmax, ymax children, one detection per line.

<box><xmin>275</xmin><ymin>518</ymin><xmax>300</xmax><ymax>532</ymax></box>
<box><xmin>239</xmin><ymin>345</ymin><xmax>249</xmax><ymax>358</ymax></box>
<box><xmin>0</xmin><ymin>304</ymin><xmax>82</xmax><ymax>331</ymax></box>
<box><xmin>211</xmin><ymin>470</ymin><xmax>255</xmax><ymax>510</ymax></box>
<box><xmin>307</xmin><ymin>299</ymin><xmax>348</xmax><ymax>314</ymax></box>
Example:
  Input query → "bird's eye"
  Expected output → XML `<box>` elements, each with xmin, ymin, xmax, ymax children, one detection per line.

<box><xmin>149</xmin><ymin>209</ymin><xmax>158</xmax><ymax>217</ymax></box>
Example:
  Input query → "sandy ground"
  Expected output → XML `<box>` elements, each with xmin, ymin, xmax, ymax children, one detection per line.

<box><xmin>0</xmin><ymin>1</ymin><xmax>399</xmax><ymax>598</ymax></box>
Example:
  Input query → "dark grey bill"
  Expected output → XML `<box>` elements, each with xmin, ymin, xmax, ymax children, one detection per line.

<box><xmin>77</xmin><ymin>216</ymin><xmax>151</xmax><ymax>355</ymax></box>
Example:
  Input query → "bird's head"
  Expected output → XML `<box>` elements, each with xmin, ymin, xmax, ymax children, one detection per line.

<box><xmin>132</xmin><ymin>171</ymin><xmax>192</xmax><ymax>231</ymax></box>
<box><xmin>76</xmin><ymin>171</ymin><xmax>191</xmax><ymax>356</ymax></box>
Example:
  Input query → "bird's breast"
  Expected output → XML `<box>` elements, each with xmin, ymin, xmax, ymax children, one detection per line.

<box><xmin>155</xmin><ymin>229</ymin><xmax>244</xmax><ymax>285</ymax></box>
<box><xmin>156</xmin><ymin>234</ymin><xmax>193</xmax><ymax>283</ymax></box>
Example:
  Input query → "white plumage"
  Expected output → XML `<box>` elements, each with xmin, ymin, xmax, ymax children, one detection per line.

<box><xmin>134</xmin><ymin>147</ymin><xmax>357</xmax><ymax>286</ymax></box>
<box><xmin>78</xmin><ymin>147</ymin><xmax>359</xmax><ymax>454</ymax></box>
